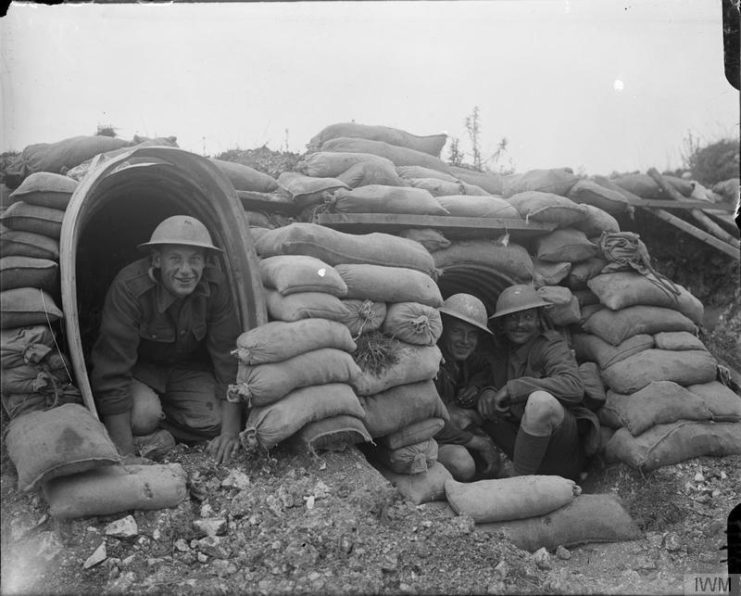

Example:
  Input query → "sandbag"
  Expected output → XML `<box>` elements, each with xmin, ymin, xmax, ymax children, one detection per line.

<box><xmin>241</xmin><ymin>383</ymin><xmax>365</xmax><ymax>450</ymax></box>
<box><xmin>460</xmin><ymin>182</ymin><xmax>491</xmax><ymax>196</ymax></box>
<box><xmin>21</xmin><ymin>135</ymin><xmax>130</xmax><ymax>175</ymax></box>
<box><xmin>297</xmin><ymin>151</ymin><xmax>396</xmax><ymax>178</ymax></box>
<box><xmin>432</xmin><ymin>240</ymin><xmax>533</xmax><ymax>283</ymax></box>
<box><xmin>210</xmin><ymin>158</ymin><xmax>279</xmax><ymax>193</ymax></box>
<box><xmin>507</xmin><ymin>191</ymin><xmax>588</xmax><ymax>227</ymax></box>
<box><xmin>612</xmin><ymin>173</ymin><xmax>694</xmax><ymax>200</ymax></box>
<box><xmin>449</xmin><ymin>166</ymin><xmax>504</xmax><ymax>195</ymax></box>
<box><xmin>0</xmin><ymin>256</ymin><xmax>59</xmax><ymax>292</ymax></box>
<box><xmin>536</xmin><ymin>286</ymin><xmax>581</xmax><ymax>326</ymax></box>
<box><xmin>379</xmin><ymin>417</ymin><xmax>446</xmax><ymax>450</ymax></box>
<box><xmin>654</xmin><ymin>331</ymin><xmax>706</xmax><ymax>351</ymax></box>
<box><xmin>228</xmin><ymin>348</ymin><xmax>363</xmax><ymax>407</ymax></box>
<box><xmin>567</xmin><ymin>257</ymin><xmax>608</xmax><ymax>289</ymax></box>
<box><xmin>398</xmin><ymin>228</ymin><xmax>450</xmax><ymax>252</ymax></box>
<box><xmin>337</xmin><ymin>160</ymin><xmax>406</xmax><ymax>188</ymax></box>
<box><xmin>277</xmin><ymin>172</ymin><xmax>349</xmax><ymax>209</ymax></box>
<box><xmin>8</xmin><ymin>172</ymin><xmax>77</xmax><ymax>210</ymax></box>
<box><xmin>1</xmin><ymin>202</ymin><xmax>65</xmax><ymax>239</ymax></box>
<box><xmin>330</xmin><ymin>185</ymin><xmax>449</xmax><ymax>216</ymax></box>
<box><xmin>244</xmin><ymin>211</ymin><xmax>276</xmax><ymax>229</ymax></box>
<box><xmin>0</xmin><ymin>229</ymin><xmax>60</xmax><ymax>260</ymax></box>
<box><xmin>255</xmin><ymin>223</ymin><xmax>436</xmax><ymax>276</ymax></box>
<box><xmin>320</xmin><ymin>137</ymin><xmax>452</xmax><ymax>174</ymax></box>
<box><xmin>0</xmin><ymin>287</ymin><xmax>63</xmax><ymax>328</ymax></box>
<box><xmin>579</xmin><ymin>362</ymin><xmax>607</xmax><ymax>411</ymax></box>
<box><xmin>309</xmin><ymin>123</ymin><xmax>447</xmax><ymax>156</ymax></box>
<box><xmin>536</xmin><ymin>228</ymin><xmax>599</xmax><ymax>263</ymax></box>
<box><xmin>0</xmin><ymin>324</ymin><xmax>55</xmax><ymax>369</ymax></box>
<box><xmin>293</xmin><ymin>415</ymin><xmax>371</xmax><ymax>455</ymax></box>
<box><xmin>502</xmin><ymin>168</ymin><xmax>580</xmax><ymax>198</ymax></box>
<box><xmin>379</xmin><ymin>460</ymin><xmax>452</xmax><ymax>504</ymax></box>
<box><xmin>234</xmin><ymin>319</ymin><xmax>356</xmax><ymax>365</ymax></box>
<box><xmin>600</xmin><ymin>381</ymin><xmax>741</xmax><ymax>436</ymax></box>
<box><xmin>573</xmin><ymin>204</ymin><xmax>621</xmax><ymax>237</ymax></box>
<box><xmin>338</xmin><ymin>299</ymin><xmax>387</xmax><ymax>336</ymax></box>
<box><xmin>6</xmin><ymin>403</ymin><xmax>120</xmax><ymax>492</ymax></box>
<box><xmin>374</xmin><ymin>439</ymin><xmax>438</xmax><ymax>475</ymax></box>
<box><xmin>336</xmin><ymin>264</ymin><xmax>443</xmax><ymax>307</ymax></box>
<box><xmin>265</xmin><ymin>290</ymin><xmax>350</xmax><ymax>323</ymax></box>
<box><xmin>445</xmin><ymin>475</ymin><xmax>578</xmax><ymax>523</ymax></box>
<box><xmin>381</xmin><ymin>302</ymin><xmax>443</xmax><ymax>346</ymax></box>
<box><xmin>605</xmin><ymin>421</ymin><xmax>741</xmax><ymax>471</ymax></box>
<box><xmin>582</xmin><ymin>305</ymin><xmax>697</xmax><ymax>346</ymax></box>
<box><xmin>572</xmin><ymin>333</ymin><xmax>654</xmax><ymax>369</ymax></box>
<box><xmin>533</xmin><ymin>260</ymin><xmax>571</xmax><ymax>288</ymax></box>
<box><xmin>436</xmin><ymin>195</ymin><xmax>520</xmax><ymax>219</ymax></box>
<box><xmin>407</xmin><ymin>178</ymin><xmax>464</xmax><ymax>197</ymax></box>
<box><xmin>567</xmin><ymin>179</ymin><xmax>632</xmax><ymax>215</ymax></box>
<box><xmin>354</xmin><ymin>343</ymin><xmax>442</xmax><ymax>396</ymax></box>
<box><xmin>359</xmin><ymin>380</ymin><xmax>449</xmax><ymax>438</ymax></box>
<box><xmin>43</xmin><ymin>463</ymin><xmax>187</xmax><ymax>519</ymax></box>
<box><xmin>1</xmin><ymin>355</ymin><xmax>72</xmax><ymax>395</ymax></box>
<box><xmin>259</xmin><ymin>255</ymin><xmax>347</xmax><ymax>297</ymax></box>
<box><xmin>588</xmin><ymin>272</ymin><xmax>704</xmax><ymax>325</ymax></box>
<box><xmin>397</xmin><ymin>166</ymin><xmax>458</xmax><ymax>183</ymax></box>
<box><xmin>2</xmin><ymin>385</ymin><xmax>83</xmax><ymax>420</ymax></box>
<box><xmin>478</xmin><ymin>494</ymin><xmax>641</xmax><ymax>552</ymax></box>
<box><xmin>601</xmin><ymin>349</ymin><xmax>717</xmax><ymax>394</ymax></box>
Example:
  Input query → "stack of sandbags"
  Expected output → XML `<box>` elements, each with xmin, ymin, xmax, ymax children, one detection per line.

<box><xmin>229</xmin><ymin>255</ymin><xmax>369</xmax><ymax>453</ymax></box>
<box><xmin>6</xmin><ymin>402</ymin><xmax>188</xmax><ymax>519</ymax></box>
<box><xmin>573</xmin><ymin>270</ymin><xmax>741</xmax><ymax>470</ymax></box>
<box><xmin>446</xmin><ymin>475</ymin><xmax>640</xmax><ymax>552</ymax></box>
<box><xmin>1</xmin><ymin>325</ymin><xmax>83</xmax><ymax>419</ymax></box>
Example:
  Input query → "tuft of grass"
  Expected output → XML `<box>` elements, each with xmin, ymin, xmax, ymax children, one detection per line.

<box><xmin>352</xmin><ymin>331</ymin><xmax>400</xmax><ymax>376</ymax></box>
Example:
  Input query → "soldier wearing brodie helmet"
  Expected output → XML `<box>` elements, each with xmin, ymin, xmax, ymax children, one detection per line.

<box><xmin>90</xmin><ymin>215</ymin><xmax>242</xmax><ymax>464</ymax></box>
<box><xmin>433</xmin><ymin>293</ymin><xmax>502</xmax><ymax>481</ymax></box>
<box><xmin>477</xmin><ymin>284</ymin><xmax>599</xmax><ymax>480</ymax></box>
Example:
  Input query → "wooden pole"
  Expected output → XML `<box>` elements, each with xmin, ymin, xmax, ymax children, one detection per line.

<box><xmin>647</xmin><ymin>168</ymin><xmax>740</xmax><ymax>248</ymax></box>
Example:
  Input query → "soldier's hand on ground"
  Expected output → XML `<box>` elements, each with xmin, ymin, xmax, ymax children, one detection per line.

<box><xmin>208</xmin><ymin>432</ymin><xmax>241</xmax><ymax>465</ymax></box>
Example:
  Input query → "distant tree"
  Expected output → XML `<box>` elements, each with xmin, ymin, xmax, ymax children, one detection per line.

<box><xmin>465</xmin><ymin>106</ymin><xmax>482</xmax><ymax>171</ymax></box>
<box><xmin>96</xmin><ymin>124</ymin><xmax>117</xmax><ymax>137</ymax></box>
<box><xmin>685</xmin><ymin>137</ymin><xmax>740</xmax><ymax>186</ymax></box>
<box><xmin>447</xmin><ymin>136</ymin><xmax>464</xmax><ymax>167</ymax></box>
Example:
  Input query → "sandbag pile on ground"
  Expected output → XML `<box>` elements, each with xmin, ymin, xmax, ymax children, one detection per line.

<box><xmin>446</xmin><ymin>475</ymin><xmax>640</xmax><ymax>552</ymax></box>
<box><xmin>229</xmin><ymin>256</ymin><xmax>369</xmax><ymax>453</ymax></box>
<box><xmin>572</xmin><ymin>268</ymin><xmax>741</xmax><ymax>471</ymax></box>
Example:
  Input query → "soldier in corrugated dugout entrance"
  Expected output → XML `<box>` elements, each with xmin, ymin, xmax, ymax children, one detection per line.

<box><xmin>89</xmin><ymin>215</ymin><xmax>243</xmax><ymax>465</ymax></box>
<box><xmin>433</xmin><ymin>293</ymin><xmax>502</xmax><ymax>482</ymax></box>
<box><xmin>476</xmin><ymin>284</ymin><xmax>600</xmax><ymax>480</ymax></box>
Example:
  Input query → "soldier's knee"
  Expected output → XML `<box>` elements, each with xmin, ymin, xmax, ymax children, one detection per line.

<box><xmin>437</xmin><ymin>444</ymin><xmax>476</xmax><ymax>482</ymax></box>
<box><xmin>130</xmin><ymin>380</ymin><xmax>163</xmax><ymax>435</ymax></box>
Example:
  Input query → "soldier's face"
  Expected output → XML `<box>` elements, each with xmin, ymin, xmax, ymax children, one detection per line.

<box><xmin>153</xmin><ymin>245</ymin><xmax>206</xmax><ymax>298</ymax></box>
<box><xmin>502</xmin><ymin>308</ymin><xmax>540</xmax><ymax>345</ymax></box>
<box><xmin>442</xmin><ymin>319</ymin><xmax>479</xmax><ymax>362</ymax></box>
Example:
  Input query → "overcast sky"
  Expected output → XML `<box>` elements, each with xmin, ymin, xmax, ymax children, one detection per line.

<box><xmin>1</xmin><ymin>0</ymin><xmax>738</xmax><ymax>176</ymax></box>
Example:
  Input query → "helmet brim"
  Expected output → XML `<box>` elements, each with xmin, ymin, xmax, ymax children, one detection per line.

<box><xmin>439</xmin><ymin>308</ymin><xmax>493</xmax><ymax>335</ymax></box>
<box><xmin>489</xmin><ymin>299</ymin><xmax>549</xmax><ymax>320</ymax></box>
<box><xmin>137</xmin><ymin>240</ymin><xmax>223</xmax><ymax>253</ymax></box>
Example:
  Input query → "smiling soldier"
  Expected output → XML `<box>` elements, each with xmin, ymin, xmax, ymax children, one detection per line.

<box><xmin>477</xmin><ymin>284</ymin><xmax>599</xmax><ymax>480</ymax></box>
<box><xmin>90</xmin><ymin>215</ymin><xmax>242</xmax><ymax>464</ymax></box>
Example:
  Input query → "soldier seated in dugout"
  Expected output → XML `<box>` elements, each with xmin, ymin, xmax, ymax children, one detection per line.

<box><xmin>433</xmin><ymin>293</ymin><xmax>502</xmax><ymax>482</ymax></box>
<box><xmin>476</xmin><ymin>284</ymin><xmax>600</xmax><ymax>480</ymax></box>
<box><xmin>89</xmin><ymin>215</ymin><xmax>242</xmax><ymax>465</ymax></box>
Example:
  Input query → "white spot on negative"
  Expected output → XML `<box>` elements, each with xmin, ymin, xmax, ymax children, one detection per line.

<box><xmin>317</xmin><ymin>268</ymin><xmax>326</xmax><ymax>277</ymax></box>
<box><xmin>614</xmin><ymin>79</ymin><xmax>625</xmax><ymax>92</ymax></box>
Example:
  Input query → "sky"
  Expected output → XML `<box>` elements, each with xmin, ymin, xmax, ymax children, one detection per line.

<box><xmin>1</xmin><ymin>0</ymin><xmax>738</xmax><ymax>176</ymax></box>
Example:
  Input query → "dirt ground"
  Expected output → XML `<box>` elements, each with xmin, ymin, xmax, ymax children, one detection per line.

<box><xmin>1</xmin><ymin>423</ymin><xmax>738</xmax><ymax>596</ymax></box>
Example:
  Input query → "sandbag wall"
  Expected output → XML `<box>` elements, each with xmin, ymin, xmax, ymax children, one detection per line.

<box><xmin>243</xmin><ymin>222</ymin><xmax>454</xmax><ymax>479</ymax></box>
<box><xmin>0</xmin><ymin>172</ymin><xmax>83</xmax><ymax>419</ymax></box>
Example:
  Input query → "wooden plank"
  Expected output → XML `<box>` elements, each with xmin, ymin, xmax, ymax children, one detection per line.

<box><xmin>647</xmin><ymin>168</ymin><xmax>740</xmax><ymax>248</ymax></box>
<box><xmin>624</xmin><ymin>198</ymin><xmax>735</xmax><ymax>212</ymax></box>
<box><xmin>313</xmin><ymin>212</ymin><xmax>557</xmax><ymax>238</ymax></box>
<box><xmin>646</xmin><ymin>207</ymin><xmax>740</xmax><ymax>260</ymax></box>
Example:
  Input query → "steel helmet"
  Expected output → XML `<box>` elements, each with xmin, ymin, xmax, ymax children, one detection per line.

<box><xmin>490</xmin><ymin>284</ymin><xmax>549</xmax><ymax>319</ymax></box>
<box><xmin>138</xmin><ymin>215</ymin><xmax>222</xmax><ymax>253</ymax></box>
<box><xmin>439</xmin><ymin>293</ymin><xmax>492</xmax><ymax>335</ymax></box>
